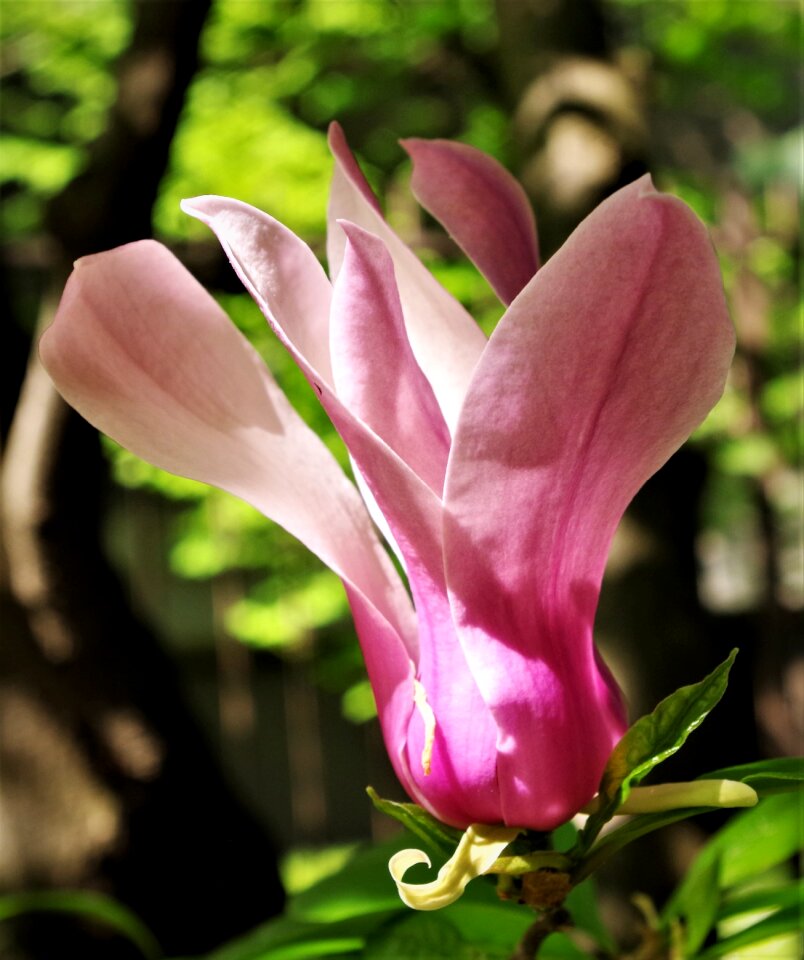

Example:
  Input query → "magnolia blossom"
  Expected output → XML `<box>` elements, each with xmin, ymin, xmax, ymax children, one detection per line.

<box><xmin>41</xmin><ymin>123</ymin><xmax>734</xmax><ymax>832</ymax></box>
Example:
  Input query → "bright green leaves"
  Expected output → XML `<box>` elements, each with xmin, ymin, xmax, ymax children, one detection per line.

<box><xmin>662</xmin><ymin>792</ymin><xmax>803</xmax><ymax>958</ymax></box>
<box><xmin>203</xmin><ymin>832</ymin><xmax>537</xmax><ymax>960</ymax></box>
<box><xmin>676</xmin><ymin>791</ymin><xmax>802</xmax><ymax>896</ymax></box>
<box><xmin>579</xmin><ymin>649</ymin><xmax>739</xmax><ymax>851</ymax></box>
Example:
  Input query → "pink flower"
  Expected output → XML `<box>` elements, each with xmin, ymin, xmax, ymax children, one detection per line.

<box><xmin>40</xmin><ymin>124</ymin><xmax>734</xmax><ymax>831</ymax></box>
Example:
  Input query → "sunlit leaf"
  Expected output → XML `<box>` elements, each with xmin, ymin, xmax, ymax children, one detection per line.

<box><xmin>714</xmin><ymin>792</ymin><xmax>802</xmax><ymax>889</ymax></box>
<box><xmin>225</xmin><ymin>571</ymin><xmax>348</xmax><ymax>650</ymax></box>
<box><xmin>281</xmin><ymin>844</ymin><xmax>360</xmax><ymax>897</ymax></box>
<box><xmin>439</xmin><ymin>901</ymin><xmax>534</xmax><ymax>955</ymax></box>
<box><xmin>672</xmin><ymin>853</ymin><xmax>720</xmax><ymax>956</ymax></box>
<box><xmin>662</xmin><ymin>793</ymin><xmax>803</xmax><ymax>955</ymax></box>
<box><xmin>289</xmin><ymin>835</ymin><xmax>411</xmax><ymax>923</ymax></box>
<box><xmin>698</xmin><ymin>904</ymin><xmax>802</xmax><ymax>960</ymax></box>
<box><xmin>341</xmin><ymin>679</ymin><xmax>377</xmax><ymax>723</ymax></box>
<box><xmin>718</xmin><ymin>879</ymin><xmax>804</xmax><ymax>923</ymax></box>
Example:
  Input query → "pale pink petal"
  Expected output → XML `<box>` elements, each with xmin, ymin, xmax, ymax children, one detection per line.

<box><xmin>179</xmin><ymin>198</ymin><xmax>445</xmax><ymax>592</ymax></box>
<box><xmin>179</xmin><ymin>196</ymin><xmax>335</xmax><ymax>385</ymax></box>
<box><xmin>326</xmin><ymin>122</ymin><xmax>486</xmax><ymax>432</ymax></box>
<box><xmin>39</xmin><ymin>241</ymin><xmax>421</xmax><ymax>796</ymax></box>
<box><xmin>445</xmin><ymin>176</ymin><xmax>734</xmax><ymax>829</ymax></box>
<box><xmin>402</xmin><ymin>138</ymin><xmax>540</xmax><ymax>305</ymax></box>
<box><xmin>330</xmin><ymin>221</ymin><xmax>451</xmax><ymax>495</ymax></box>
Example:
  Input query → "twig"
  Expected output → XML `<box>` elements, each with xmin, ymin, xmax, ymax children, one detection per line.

<box><xmin>509</xmin><ymin>907</ymin><xmax>572</xmax><ymax>960</ymax></box>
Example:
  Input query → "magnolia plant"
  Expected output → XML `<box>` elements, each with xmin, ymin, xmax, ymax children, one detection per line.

<box><xmin>40</xmin><ymin>125</ymin><xmax>801</xmax><ymax>958</ymax></box>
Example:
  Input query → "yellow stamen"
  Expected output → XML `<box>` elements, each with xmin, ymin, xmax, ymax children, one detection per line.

<box><xmin>413</xmin><ymin>679</ymin><xmax>436</xmax><ymax>776</ymax></box>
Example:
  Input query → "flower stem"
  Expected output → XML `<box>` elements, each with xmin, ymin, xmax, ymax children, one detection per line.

<box><xmin>509</xmin><ymin>907</ymin><xmax>571</xmax><ymax>960</ymax></box>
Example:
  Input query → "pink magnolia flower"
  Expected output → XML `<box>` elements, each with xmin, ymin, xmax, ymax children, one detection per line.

<box><xmin>40</xmin><ymin>123</ymin><xmax>734</xmax><ymax>831</ymax></box>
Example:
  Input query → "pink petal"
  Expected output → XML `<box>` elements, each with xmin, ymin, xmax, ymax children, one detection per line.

<box><xmin>345</xmin><ymin>583</ymin><xmax>420</xmax><ymax>802</ymax></box>
<box><xmin>444</xmin><ymin>176</ymin><xmax>735</xmax><ymax>829</ymax></box>
<box><xmin>401</xmin><ymin>585</ymin><xmax>502</xmax><ymax>827</ymax></box>
<box><xmin>330</xmin><ymin>221</ymin><xmax>451</xmax><ymax>495</ymax></box>
<box><xmin>183</xmin><ymin>195</ymin><xmax>500</xmax><ymax>827</ymax></box>
<box><xmin>326</xmin><ymin>122</ymin><xmax>486</xmax><ymax>432</ymax></box>
<box><xmin>326</xmin><ymin>123</ymin><xmax>382</xmax><ymax>216</ymax></box>
<box><xmin>402</xmin><ymin>138</ymin><xmax>540</xmax><ymax>305</ymax></box>
<box><xmin>39</xmin><ymin>240</ymin><xmax>421</xmax><ymax>796</ymax></box>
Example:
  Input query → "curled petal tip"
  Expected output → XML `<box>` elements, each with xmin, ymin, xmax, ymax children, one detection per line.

<box><xmin>179</xmin><ymin>196</ymin><xmax>219</xmax><ymax>222</ymax></box>
<box><xmin>636</xmin><ymin>172</ymin><xmax>656</xmax><ymax>194</ymax></box>
<box><xmin>334</xmin><ymin>217</ymin><xmax>368</xmax><ymax>241</ymax></box>
<box><xmin>397</xmin><ymin>136</ymin><xmax>421</xmax><ymax>155</ymax></box>
<box><xmin>388</xmin><ymin>823</ymin><xmax>519</xmax><ymax>911</ymax></box>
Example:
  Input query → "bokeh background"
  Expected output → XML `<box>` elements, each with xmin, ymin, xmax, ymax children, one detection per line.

<box><xmin>0</xmin><ymin>1</ymin><xmax>800</xmax><ymax>957</ymax></box>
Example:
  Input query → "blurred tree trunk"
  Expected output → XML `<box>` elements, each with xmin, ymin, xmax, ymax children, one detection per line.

<box><xmin>496</xmin><ymin>0</ymin><xmax>647</xmax><ymax>256</ymax></box>
<box><xmin>0</xmin><ymin>2</ymin><xmax>284</xmax><ymax>957</ymax></box>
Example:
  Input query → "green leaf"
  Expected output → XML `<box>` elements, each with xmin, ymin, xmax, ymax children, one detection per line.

<box><xmin>674</xmin><ymin>852</ymin><xmax>721</xmax><ymax>956</ymax></box>
<box><xmin>0</xmin><ymin>891</ymin><xmax>160</xmax><ymax>959</ymax></box>
<box><xmin>439</xmin><ymin>899</ymin><xmax>533</xmax><ymax>953</ymax></box>
<box><xmin>365</xmin><ymin>913</ymin><xmax>593</xmax><ymax>960</ymax></box>
<box><xmin>538</xmin><ymin>933</ymin><xmax>598</xmax><ymax>959</ymax></box>
<box><xmin>718</xmin><ymin>879</ymin><xmax>804</xmax><ymax>923</ymax></box>
<box><xmin>210</xmin><ymin>832</ymin><xmax>539</xmax><ymax>960</ymax></box>
<box><xmin>205</xmin><ymin>913</ymin><xmax>382</xmax><ymax>960</ymax></box>
<box><xmin>364</xmin><ymin>913</ymin><xmax>464</xmax><ymax>960</ymax></box>
<box><xmin>280</xmin><ymin>843</ymin><xmax>360</xmax><ymax>897</ymax></box>
<box><xmin>712</xmin><ymin>791</ymin><xmax>803</xmax><ymax>889</ymax></box>
<box><xmin>580</xmin><ymin>650</ymin><xmax>737</xmax><ymax>849</ymax></box>
<box><xmin>699</xmin><ymin>757</ymin><xmax>804</xmax><ymax>796</ymax></box>
<box><xmin>662</xmin><ymin>793</ymin><xmax>803</xmax><ymax>954</ymax></box>
<box><xmin>697</xmin><ymin>904</ymin><xmax>803</xmax><ymax>960</ymax></box>
<box><xmin>290</xmin><ymin>834</ymin><xmax>412</xmax><ymax>923</ymax></box>
<box><xmin>572</xmin><ymin>807</ymin><xmax>713</xmax><ymax>883</ymax></box>
<box><xmin>366</xmin><ymin>787</ymin><xmax>463</xmax><ymax>859</ymax></box>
